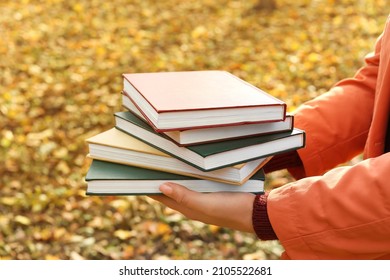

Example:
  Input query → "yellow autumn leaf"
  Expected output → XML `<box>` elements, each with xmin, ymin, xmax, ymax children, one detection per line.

<box><xmin>72</xmin><ymin>3</ymin><xmax>84</xmax><ymax>13</ymax></box>
<box><xmin>45</xmin><ymin>254</ymin><xmax>61</xmax><ymax>260</ymax></box>
<box><xmin>0</xmin><ymin>197</ymin><xmax>18</xmax><ymax>206</ymax></box>
<box><xmin>191</xmin><ymin>25</ymin><xmax>208</xmax><ymax>39</ymax></box>
<box><xmin>14</xmin><ymin>215</ymin><xmax>31</xmax><ymax>226</ymax></box>
<box><xmin>114</xmin><ymin>229</ymin><xmax>136</xmax><ymax>240</ymax></box>
<box><xmin>307</xmin><ymin>52</ymin><xmax>322</xmax><ymax>63</ymax></box>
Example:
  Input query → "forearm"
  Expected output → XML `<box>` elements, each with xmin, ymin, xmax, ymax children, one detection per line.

<box><xmin>292</xmin><ymin>85</ymin><xmax>374</xmax><ymax>177</ymax></box>
<box><xmin>267</xmin><ymin>153</ymin><xmax>390</xmax><ymax>259</ymax></box>
<box><xmin>291</xmin><ymin>35</ymin><xmax>381</xmax><ymax>177</ymax></box>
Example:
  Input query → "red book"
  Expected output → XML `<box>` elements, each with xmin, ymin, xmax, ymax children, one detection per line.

<box><xmin>122</xmin><ymin>70</ymin><xmax>286</xmax><ymax>132</ymax></box>
<box><xmin>122</xmin><ymin>93</ymin><xmax>294</xmax><ymax>146</ymax></box>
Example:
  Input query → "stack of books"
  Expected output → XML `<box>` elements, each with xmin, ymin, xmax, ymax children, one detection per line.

<box><xmin>85</xmin><ymin>70</ymin><xmax>305</xmax><ymax>195</ymax></box>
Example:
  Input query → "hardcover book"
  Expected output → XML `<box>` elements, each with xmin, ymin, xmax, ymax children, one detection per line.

<box><xmin>86</xmin><ymin>128</ymin><xmax>270</xmax><ymax>185</ymax></box>
<box><xmin>85</xmin><ymin>160</ymin><xmax>265</xmax><ymax>195</ymax></box>
<box><xmin>122</xmin><ymin>94</ymin><xmax>294</xmax><ymax>146</ymax></box>
<box><xmin>114</xmin><ymin>111</ymin><xmax>306</xmax><ymax>171</ymax></box>
<box><xmin>122</xmin><ymin>70</ymin><xmax>286</xmax><ymax>132</ymax></box>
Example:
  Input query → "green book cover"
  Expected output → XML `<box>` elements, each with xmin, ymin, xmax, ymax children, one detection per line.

<box><xmin>85</xmin><ymin>160</ymin><xmax>265</xmax><ymax>195</ymax></box>
<box><xmin>114</xmin><ymin>111</ymin><xmax>305</xmax><ymax>171</ymax></box>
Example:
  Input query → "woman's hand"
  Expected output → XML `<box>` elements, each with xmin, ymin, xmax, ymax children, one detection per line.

<box><xmin>149</xmin><ymin>182</ymin><xmax>256</xmax><ymax>233</ymax></box>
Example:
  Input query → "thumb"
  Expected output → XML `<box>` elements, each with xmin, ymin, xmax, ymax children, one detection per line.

<box><xmin>159</xmin><ymin>182</ymin><xmax>202</xmax><ymax>208</ymax></box>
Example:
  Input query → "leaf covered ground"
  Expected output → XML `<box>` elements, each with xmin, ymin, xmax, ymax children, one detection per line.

<box><xmin>0</xmin><ymin>0</ymin><xmax>388</xmax><ymax>260</ymax></box>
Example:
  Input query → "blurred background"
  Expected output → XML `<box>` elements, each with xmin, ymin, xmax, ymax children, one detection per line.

<box><xmin>0</xmin><ymin>0</ymin><xmax>388</xmax><ymax>260</ymax></box>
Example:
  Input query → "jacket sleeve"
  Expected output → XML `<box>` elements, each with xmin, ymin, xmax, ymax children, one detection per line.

<box><xmin>268</xmin><ymin>153</ymin><xmax>390</xmax><ymax>259</ymax></box>
<box><xmin>289</xmin><ymin>32</ymin><xmax>382</xmax><ymax>178</ymax></box>
<box><xmin>266</xmin><ymin>31</ymin><xmax>390</xmax><ymax>259</ymax></box>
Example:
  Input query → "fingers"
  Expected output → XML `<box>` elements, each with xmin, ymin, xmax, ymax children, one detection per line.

<box><xmin>149</xmin><ymin>182</ymin><xmax>257</xmax><ymax>233</ymax></box>
<box><xmin>149</xmin><ymin>190</ymin><xmax>213</xmax><ymax>222</ymax></box>
<box><xmin>159</xmin><ymin>182</ymin><xmax>206</xmax><ymax>211</ymax></box>
<box><xmin>148</xmin><ymin>193</ymin><xmax>181</xmax><ymax>210</ymax></box>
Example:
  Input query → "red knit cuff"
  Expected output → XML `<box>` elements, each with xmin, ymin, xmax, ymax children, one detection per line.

<box><xmin>252</xmin><ymin>192</ymin><xmax>278</xmax><ymax>240</ymax></box>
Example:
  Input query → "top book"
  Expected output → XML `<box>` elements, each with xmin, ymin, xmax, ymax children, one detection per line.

<box><xmin>122</xmin><ymin>70</ymin><xmax>286</xmax><ymax>132</ymax></box>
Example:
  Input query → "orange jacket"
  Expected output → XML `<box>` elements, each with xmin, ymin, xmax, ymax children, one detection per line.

<box><xmin>268</xmin><ymin>16</ymin><xmax>390</xmax><ymax>259</ymax></box>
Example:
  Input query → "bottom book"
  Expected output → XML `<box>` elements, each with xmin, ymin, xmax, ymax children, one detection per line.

<box><xmin>85</xmin><ymin>160</ymin><xmax>265</xmax><ymax>195</ymax></box>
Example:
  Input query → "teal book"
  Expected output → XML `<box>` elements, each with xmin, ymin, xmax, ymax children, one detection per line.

<box><xmin>85</xmin><ymin>160</ymin><xmax>265</xmax><ymax>195</ymax></box>
<box><xmin>86</xmin><ymin>128</ymin><xmax>269</xmax><ymax>185</ymax></box>
<box><xmin>114</xmin><ymin>111</ymin><xmax>306</xmax><ymax>172</ymax></box>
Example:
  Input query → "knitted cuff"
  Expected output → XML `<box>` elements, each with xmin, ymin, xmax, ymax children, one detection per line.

<box><xmin>252</xmin><ymin>192</ymin><xmax>278</xmax><ymax>240</ymax></box>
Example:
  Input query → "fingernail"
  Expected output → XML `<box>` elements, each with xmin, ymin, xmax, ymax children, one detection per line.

<box><xmin>160</xmin><ymin>184</ymin><xmax>173</xmax><ymax>195</ymax></box>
